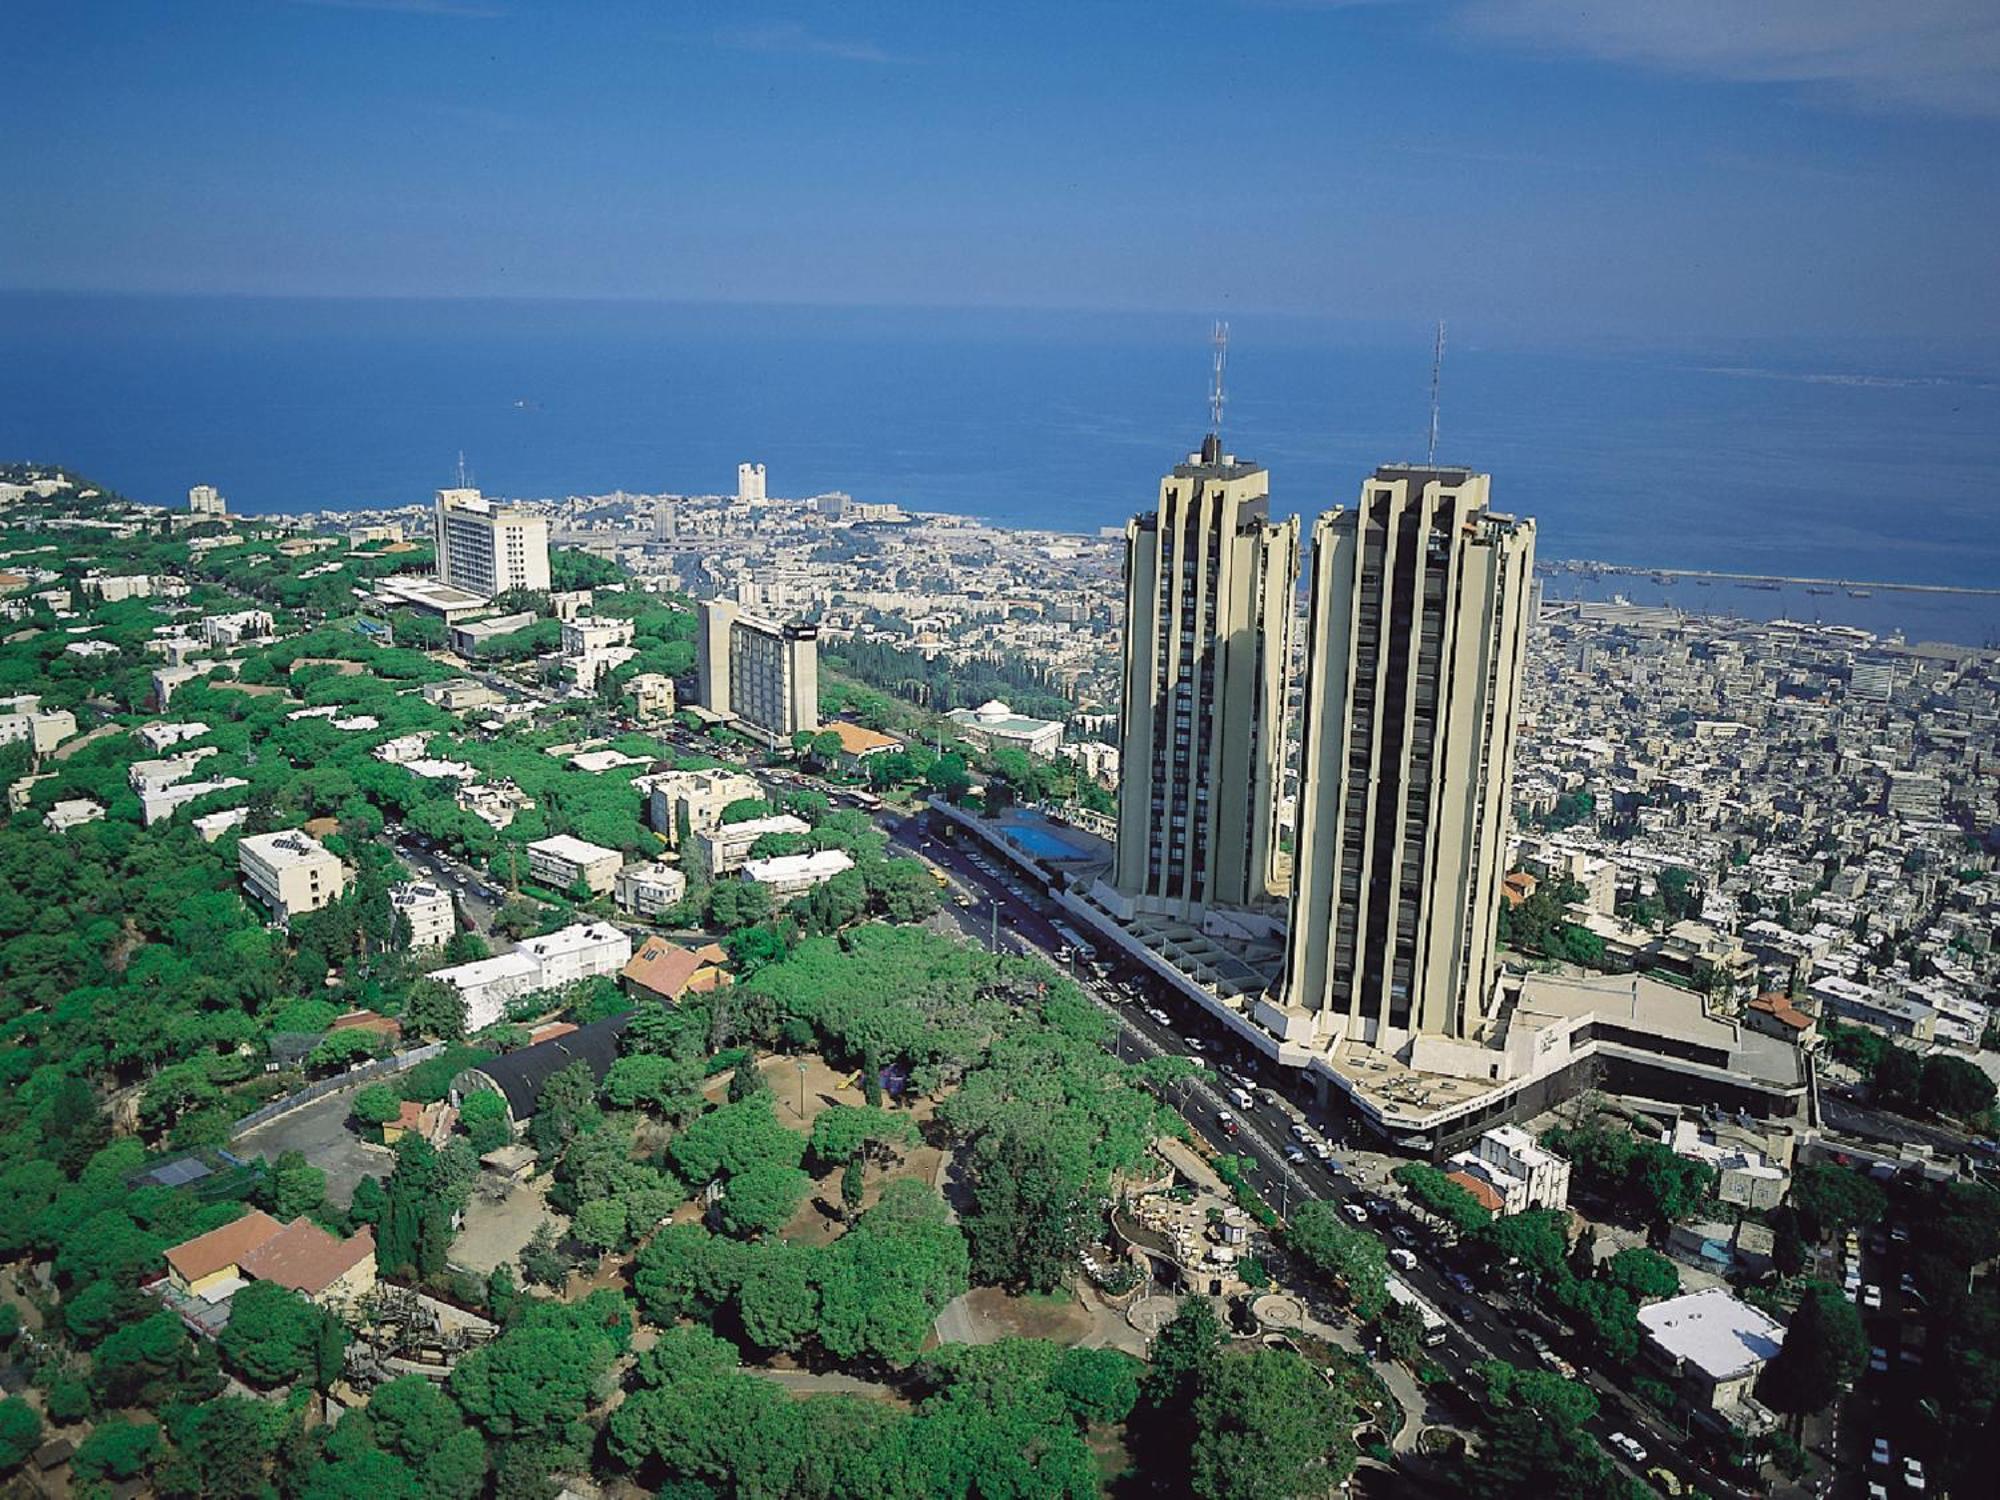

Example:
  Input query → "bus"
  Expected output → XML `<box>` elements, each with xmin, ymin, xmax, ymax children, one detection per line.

<box><xmin>1383</xmin><ymin>1274</ymin><xmax>1449</xmax><ymax>1347</ymax></box>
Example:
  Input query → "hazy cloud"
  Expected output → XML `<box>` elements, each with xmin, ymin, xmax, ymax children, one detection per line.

<box><xmin>1451</xmin><ymin>0</ymin><xmax>2000</xmax><ymax>117</ymax></box>
<box><xmin>717</xmin><ymin>22</ymin><xmax>903</xmax><ymax>65</ymax></box>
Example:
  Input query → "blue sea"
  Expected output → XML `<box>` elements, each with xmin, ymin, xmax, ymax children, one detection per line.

<box><xmin>4</xmin><ymin>292</ymin><xmax>1999</xmax><ymax>640</ymax></box>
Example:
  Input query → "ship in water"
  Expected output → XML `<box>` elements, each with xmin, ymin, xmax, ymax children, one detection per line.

<box><xmin>1807</xmin><ymin>586</ymin><xmax>1836</xmax><ymax>595</ymax></box>
<box><xmin>1847</xmin><ymin>588</ymin><xmax>1873</xmax><ymax>598</ymax></box>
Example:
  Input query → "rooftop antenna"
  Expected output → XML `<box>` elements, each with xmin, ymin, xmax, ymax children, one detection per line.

<box><xmin>456</xmin><ymin>450</ymin><xmax>470</xmax><ymax>489</ymax></box>
<box><xmin>1426</xmin><ymin>318</ymin><xmax>1446</xmax><ymax>468</ymax></box>
<box><xmin>1208</xmin><ymin>320</ymin><xmax>1229</xmax><ymax>439</ymax></box>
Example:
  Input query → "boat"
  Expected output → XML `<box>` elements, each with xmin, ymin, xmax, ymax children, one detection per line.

<box><xmin>1847</xmin><ymin>588</ymin><xmax>1873</xmax><ymax>599</ymax></box>
<box><xmin>1694</xmin><ymin>579</ymin><xmax>1711</xmax><ymax>586</ymax></box>
<box><xmin>1807</xmin><ymin>587</ymin><xmax>1835</xmax><ymax>596</ymax></box>
<box><xmin>1747</xmin><ymin>582</ymin><xmax>1781</xmax><ymax>592</ymax></box>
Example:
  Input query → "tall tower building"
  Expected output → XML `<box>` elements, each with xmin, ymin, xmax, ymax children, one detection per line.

<box><xmin>433</xmin><ymin>488</ymin><xmax>551</xmax><ymax>597</ymax></box>
<box><xmin>188</xmin><ymin>484</ymin><xmax>226</xmax><ymax>517</ymax></box>
<box><xmin>1282</xmin><ymin>465</ymin><xmax>1534</xmax><ymax>1044</ymax></box>
<box><xmin>1112</xmin><ymin>435</ymin><xmax>1299</xmax><ymax>915</ymax></box>
<box><xmin>737</xmin><ymin>463</ymin><xmax>767</xmax><ymax>504</ymax></box>
<box><xmin>697</xmin><ymin>598</ymin><xmax>819</xmax><ymax>749</ymax></box>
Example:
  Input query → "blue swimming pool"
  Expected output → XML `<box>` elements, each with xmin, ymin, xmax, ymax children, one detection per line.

<box><xmin>1003</xmin><ymin>820</ymin><xmax>1095</xmax><ymax>862</ymax></box>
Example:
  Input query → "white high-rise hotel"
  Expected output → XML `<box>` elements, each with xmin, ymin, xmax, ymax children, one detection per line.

<box><xmin>433</xmin><ymin>488</ymin><xmax>550</xmax><ymax>597</ymax></box>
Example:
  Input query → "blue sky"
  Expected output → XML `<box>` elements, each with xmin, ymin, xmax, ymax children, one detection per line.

<box><xmin>5</xmin><ymin>1</ymin><xmax>1998</xmax><ymax>346</ymax></box>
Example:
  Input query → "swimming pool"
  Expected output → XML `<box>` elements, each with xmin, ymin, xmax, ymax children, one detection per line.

<box><xmin>1003</xmin><ymin>820</ymin><xmax>1096</xmax><ymax>862</ymax></box>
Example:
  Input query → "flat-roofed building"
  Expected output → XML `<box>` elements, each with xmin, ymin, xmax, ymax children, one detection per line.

<box><xmin>44</xmin><ymin>798</ymin><xmax>105</xmax><ymax>832</ymax></box>
<box><xmin>626</xmin><ymin>672</ymin><xmax>677</xmax><ymax>721</ymax></box>
<box><xmin>434</xmin><ymin>488</ymin><xmax>550</xmax><ymax>596</ymax></box>
<box><xmin>614</xmin><ymin>860</ymin><xmax>688</xmax><ymax>918</ymax></box>
<box><xmin>1810</xmin><ymin>974</ymin><xmax>1937</xmax><ymax>1042</ymax></box>
<box><xmin>450</xmin><ymin>611</ymin><xmax>538</xmax><ymax>657</ymax></box>
<box><xmin>526</xmin><ymin>834</ymin><xmax>624</xmax><ymax>896</ymax></box>
<box><xmin>1447</xmin><ymin>1123</ymin><xmax>1571</xmax><ymax>1214</ymax></box>
<box><xmin>0</xmin><ymin>703</ymin><xmax>75</xmax><ymax>754</ymax></box>
<box><xmin>141</xmin><ymin>775</ymin><xmax>248</xmax><ymax>827</ymax></box>
<box><xmin>373</xmin><ymin>574</ymin><xmax>492</xmax><ymax>622</ymax></box>
<box><xmin>687</xmin><ymin>812</ymin><xmax>811</xmax><ymax>878</ymax></box>
<box><xmin>742</xmin><ymin>848</ymin><xmax>854</xmax><ymax>903</ymax></box>
<box><xmin>515</xmin><ymin>920</ymin><xmax>632</xmax><ymax>992</ymax></box>
<box><xmin>1636</xmin><ymin>1288</ymin><xmax>1784</xmax><ymax>1426</ymax></box>
<box><xmin>697</xmin><ymin>598</ymin><xmax>818</xmax><ymax>748</ymax></box>
<box><xmin>645</xmin><ymin>767</ymin><xmax>765</xmax><ymax>846</ymax></box>
<box><xmin>239</xmin><ymin>828</ymin><xmax>348</xmax><ymax>925</ymax></box>
<box><xmin>391</xmin><ymin>881</ymin><xmax>456</xmax><ymax>948</ymax></box>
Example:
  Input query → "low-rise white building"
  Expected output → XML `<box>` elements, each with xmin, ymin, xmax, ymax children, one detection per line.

<box><xmin>946</xmin><ymin>699</ymin><xmax>1065</xmax><ymax>759</ymax></box>
<box><xmin>615</xmin><ymin>861</ymin><xmax>689</xmax><ymax>919</ymax></box>
<box><xmin>141</xmin><ymin>776</ymin><xmax>249</xmax><ymax>827</ymax></box>
<box><xmin>129</xmin><ymin>748</ymin><xmax>220</xmax><ymax>794</ymax></box>
<box><xmin>1636</xmin><ymin>1288</ymin><xmax>1784</xmax><ymax>1426</ymax></box>
<box><xmin>741</xmin><ymin>848</ymin><xmax>854</xmax><ymax>904</ymax></box>
<box><xmin>137</xmin><ymin>721</ymin><xmax>210</xmax><ymax>752</ymax></box>
<box><xmin>688</xmin><ymin>812</ymin><xmax>811</xmax><ymax>878</ymax></box>
<box><xmin>201</xmin><ymin>609</ymin><xmax>275</xmax><ymax>647</ymax></box>
<box><xmin>0</xmin><ymin>703</ymin><xmax>76</xmax><ymax>754</ymax></box>
<box><xmin>1445</xmin><ymin>1124</ymin><xmax>1572</xmax><ymax>1215</ymax></box>
<box><xmin>428</xmin><ymin>919</ymin><xmax>634</xmax><ymax>1033</ymax></box>
<box><xmin>527</xmin><ymin>834</ymin><xmax>624</xmax><ymax>896</ymax></box>
<box><xmin>645</xmin><ymin>768</ymin><xmax>765</xmax><ymax>846</ymax></box>
<box><xmin>44</xmin><ymin>798</ymin><xmax>105</xmax><ymax>832</ymax></box>
<box><xmin>391</xmin><ymin>881</ymin><xmax>456</xmax><ymax>949</ymax></box>
<box><xmin>192</xmin><ymin>807</ymin><xmax>251</xmax><ymax>842</ymax></box>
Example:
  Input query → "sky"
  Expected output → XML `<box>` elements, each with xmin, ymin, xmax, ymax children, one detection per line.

<box><xmin>4</xmin><ymin>1</ymin><xmax>2000</xmax><ymax>349</ymax></box>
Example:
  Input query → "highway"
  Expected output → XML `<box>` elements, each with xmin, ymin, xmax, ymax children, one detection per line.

<box><xmin>882</xmin><ymin>806</ymin><xmax>1752</xmax><ymax>1498</ymax></box>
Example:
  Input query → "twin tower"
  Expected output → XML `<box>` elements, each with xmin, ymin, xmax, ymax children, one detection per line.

<box><xmin>1110</xmin><ymin>435</ymin><xmax>1536</xmax><ymax>1049</ymax></box>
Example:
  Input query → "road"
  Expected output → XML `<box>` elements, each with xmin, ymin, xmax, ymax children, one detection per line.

<box><xmin>882</xmin><ymin>806</ymin><xmax>1752</xmax><ymax>1498</ymax></box>
<box><xmin>385</xmin><ymin>822</ymin><xmax>504</xmax><ymax>934</ymax></box>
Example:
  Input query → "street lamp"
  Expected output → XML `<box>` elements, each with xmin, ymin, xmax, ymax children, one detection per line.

<box><xmin>797</xmin><ymin>1059</ymin><xmax>809</xmax><ymax>1120</ymax></box>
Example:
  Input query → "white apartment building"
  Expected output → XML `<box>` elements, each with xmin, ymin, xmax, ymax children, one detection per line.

<box><xmin>0</xmin><ymin>700</ymin><xmax>76</xmax><ymax>755</ymax></box>
<box><xmin>644</xmin><ymin>767</ymin><xmax>764</xmax><ymax>846</ymax></box>
<box><xmin>140</xmin><ymin>776</ymin><xmax>248</xmax><ymax>827</ymax></box>
<box><xmin>434</xmin><ymin>488</ymin><xmax>550</xmax><ymax>597</ymax></box>
<box><xmin>737</xmin><ymin>462</ymin><xmax>766</xmax><ymax>504</ymax></box>
<box><xmin>614</xmin><ymin>861</ymin><xmax>688</xmax><ymax>919</ymax></box>
<box><xmin>239</xmin><ymin>829</ymin><xmax>348</xmax><ymax>925</ymax></box>
<box><xmin>687</xmin><ymin>813</ymin><xmax>811</xmax><ymax>878</ymax></box>
<box><xmin>129</xmin><ymin>748</ymin><xmax>220</xmax><ymax>794</ymax></box>
<box><xmin>82</xmin><ymin>572</ymin><xmax>154</xmax><ymax>602</ymax></box>
<box><xmin>188</xmin><ymin>484</ymin><xmax>227</xmax><ymax>517</ymax></box>
<box><xmin>627</xmin><ymin>672</ymin><xmax>676</xmax><ymax>721</ymax></box>
<box><xmin>429</xmin><ymin>951</ymin><xmax>541</xmax><ymax>1034</ymax></box>
<box><xmin>526</xmin><ymin>834</ymin><xmax>624</xmax><ymax>895</ymax></box>
<box><xmin>742</xmin><ymin>848</ymin><xmax>854</xmax><ymax>904</ymax></box>
<box><xmin>391</xmin><ymin>881</ymin><xmax>456</xmax><ymax>949</ymax></box>
<box><xmin>201</xmin><ymin>609</ymin><xmax>275</xmax><ymax>647</ymax></box>
<box><xmin>44</xmin><ymin>798</ymin><xmax>105</xmax><ymax>832</ymax></box>
<box><xmin>192</xmin><ymin>807</ymin><xmax>250</xmax><ymax>842</ymax></box>
<box><xmin>137</xmin><ymin>721</ymin><xmax>210</xmax><ymax>752</ymax></box>
<box><xmin>1446</xmin><ymin>1124</ymin><xmax>1572</xmax><ymax>1216</ymax></box>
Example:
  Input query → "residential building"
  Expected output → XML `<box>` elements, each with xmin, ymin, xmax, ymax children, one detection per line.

<box><xmin>434</xmin><ymin>488</ymin><xmax>551</xmax><ymax>596</ymax></box>
<box><xmin>947</xmin><ymin>699</ymin><xmax>1065</xmax><ymax>759</ymax></box>
<box><xmin>348</xmin><ymin>522</ymin><xmax>404</xmax><ymax>548</ymax></box>
<box><xmin>1849</xmin><ymin>660</ymin><xmax>1894</xmax><ymax>701</ymax></box>
<box><xmin>621</xmin><ymin>937</ymin><xmax>733</xmax><ymax>1005</ymax></box>
<box><xmin>390</xmin><ymin>881</ymin><xmax>456</xmax><ymax>948</ymax></box>
<box><xmin>816</xmin><ymin>720</ymin><xmax>902</xmax><ymax>774</ymax></box>
<box><xmin>645</xmin><ymin>767</ymin><xmax>765</xmax><ymax>846</ymax></box>
<box><xmin>457</xmin><ymin>780</ymin><xmax>534</xmax><ymax>830</ymax></box>
<box><xmin>737</xmin><ymin>462</ymin><xmax>766</xmax><ymax>503</ymax></box>
<box><xmin>614</xmin><ymin>860</ymin><xmax>688</xmax><ymax>918</ymax></box>
<box><xmin>188</xmin><ymin>483</ymin><xmax>227</xmax><ymax>518</ymax></box>
<box><xmin>0</xmin><ymin>702</ymin><xmax>75</xmax><ymax>754</ymax></box>
<box><xmin>43</xmin><ymin>798</ymin><xmax>104</xmax><ymax>832</ymax></box>
<box><xmin>432</xmin><ymin>920</ymin><xmax>632</xmax><ymax>1031</ymax></box>
<box><xmin>561</xmin><ymin>616</ymin><xmax>635</xmax><ymax>657</ymax></box>
<box><xmin>1885</xmin><ymin>770</ymin><xmax>1944</xmax><ymax>820</ymax></box>
<box><xmin>526</xmin><ymin>834</ymin><xmax>624</xmax><ymax>895</ymax></box>
<box><xmin>81</xmin><ymin>571</ymin><xmax>153</xmax><ymax>602</ymax></box>
<box><xmin>1744</xmin><ymin>992</ymin><xmax>1817</xmax><ymax>1048</ymax></box>
<box><xmin>201</xmin><ymin>609</ymin><xmax>275</xmax><ymax>648</ymax></box>
<box><xmin>423</xmin><ymin>677</ymin><xmax>503</xmax><ymax>712</ymax></box>
<box><xmin>129</xmin><ymin>749</ymin><xmax>220</xmax><ymax>794</ymax></box>
<box><xmin>696</xmin><ymin>598</ymin><xmax>819</xmax><ymax>748</ymax></box>
<box><xmin>1282</xmin><ymin>465</ymin><xmax>1535</xmax><ymax>1045</ymax></box>
<box><xmin>1446</xmin><ymin>1124</ymin><xmax>1571</xmax><ymax>1215</ymax></box>
<box><xmin>239</xmin><ymin>828</ymin><xmax>348</xmax><ymax>925</ymax></box>
<box><xmin>140</xmin><ymin>776</ymin><xmax>248</xmax><ymax>827</ymax></box>
<box><xmin>449</xmin><ymin>611</ymin><xmax>538</xmax><ymax>657</ymax></box>
<box><xmin>626</xmin><ymin>672</ymin><xmax>677</xmax><ymax>721</ymax></box>
<box><xmin>687</xmin><ymin>812</ymin><xmax>811</xmax><ymax>878</ymax></box>
<box><xmin>1810</xmin><ymin>974</ymin><xmax>1938</xmax><ymax>1042</ymax></box>
<box><xmin>1110</xmin><ymin>434</ymin><xmax>1298</xmax><ymax>917</ymax></box>
<box><xmin>1636</xmin><ymin>1288</ymin><xmax>1784</xmax><ymax>1428</ymax></box>
<box><xmin>192</xmin><ymin>807</ymin><xmax>250</xmax><ymax>842</ymax></box>
<box><xmin>137</xmin><ymin>720</ymin><xmax>210</xmax><ymax>752</ymax></box>
<box><xmin>742</xmin><ymin>847</ymin><xmax>855</xmax><ymax>903</ymax></box>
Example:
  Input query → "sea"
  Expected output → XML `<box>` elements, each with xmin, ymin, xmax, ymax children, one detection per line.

<box><xmin>5</xmin><ymin>291</ymin><xmax>2000</xmax><ymax>643</ymax></box>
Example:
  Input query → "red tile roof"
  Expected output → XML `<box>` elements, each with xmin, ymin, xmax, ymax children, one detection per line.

<box><xmin>622</xmin><ymin>936</ymin><xmax>732</xmax><ymax>1002</ymax></box>
<box><xmin>164</xmin><ymin>1210</ymin><xmax>284</xmax><ymax>1283</ymax></box>
<box><xmin>237</xmin><ymin>1218</ymin><xmax>374</xmax><ymax>1297</ymax></box>
<box><xmin>1446</xmin><ymin>1170</ymin><xmax>1507</xmax><ymax>1215</ymax></box>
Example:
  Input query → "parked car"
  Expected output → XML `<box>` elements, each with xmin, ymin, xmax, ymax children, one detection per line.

<box><xmin>1607</xmin><ymin>1433</ymin><xmax>1647</xmax><ymax>1465</ymax></box>
<box><xmin>1341</xmin><ymin>1201</ymin><xmax>1368</xmax><ymax>1224</ymax></box>
<box><xmin>1863</xmin><ymin>1284</ymin><xmax>1883</xmax><ymax>1310</ymax></box>
<box><xmin>1869</xmin><ymin>1346</ymin><xmax>1889</xmax><ymax>1374</ymax></box>
<box><xmin>1388</xmin><ymin>1248</ymin><xmax>1417</xmax><ymax>1271</ymax></box>
<box><xmin>1871</xmin><ymin>1438</ymin><xmax>1892</xmax><ymax>1466</ymax></box>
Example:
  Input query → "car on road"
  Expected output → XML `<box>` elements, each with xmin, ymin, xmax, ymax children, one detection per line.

<box><xmin>1448</xmin><ymin>1272</ymin><xmax>1478</xmax><ymax>1296</ymax></box>
<box><xmin>1215</xmin><ymin>1111</ymin><xmax>1238</xmax><ymax>1136</ymax></box>
<box><xmin>1146</xmin><ymin>1007</ymin><xmax>1170</xmax><ymax>1026</ymax></box>
<box><xmin>1863</xmin><ymin>1283</ymin><xmax>1883</xmax><ymax>1310</ymax></box>
<box><xmin>1392</xmin><ymin>1225</ymin><xmax>1418</xmax><ymax>1247</ymax></box>
<box><xmin>1868</xmin><ymin>1483</ymin><xmax>1889</xmax><ymax>1500</ymax></box>
<box><xmin>1186</xmin><ymin>1037</ymin><xmax>1206</xmax><ymax>1053</ymax></box>
<box><xmin>1388</xmin><ymin>1248</ymin><xmax>1417</xmax><ymax>1271</ymax></box>
<box><xmin>1285</xmin><ymin>1146</ymin><xmax>1309</xmax><ymax>1165</ymax></box>
<box><xmin>1341</xmin><ymin>1201</ymin><xmax>1368</xmax><ymax>1224</ymax></box>
<box><xmin>1606</xmin><ymin>1433</ymin><xmax>1647</xmax><ymax>1465</ymax></box>
<box><xmin>1871</xmin><ymin>1438</ymin><xmax>1892</xmax><ymax>1467</ymax></box>
<box><xmin>1869</xmin><ymin>1345</ymin><xmax>1889</xmax><ymax>1374</ymax></box>
<box><xmin>1290</xmin><ymin>1122</ymin><xmax>1313</xmax><ymax>1141</ymax></box>
<box><xmin>1645</xmin><ymin>1467</ymin><xmax>1682</xmax><ymax>1496</ymax></box>
<box><xmin>1902</xmin><ymin>1458</ymin><xmax>1925</xmax><ymax>1491</ymax></box>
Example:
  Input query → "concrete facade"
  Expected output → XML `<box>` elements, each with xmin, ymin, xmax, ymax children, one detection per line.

<box><xmin>239</xmin><ymin>829</ymin><xmax>347</xmax><ymax>925</ymax></box>
<box><xmin>433</xmin><ymin>488</ymin><xmax>551</xmax><ymax>596</ymax></box>
<box><xmin>696</xmin><ymin>598</ymin><xmax>819</xmax><ymax>748</ymax></box>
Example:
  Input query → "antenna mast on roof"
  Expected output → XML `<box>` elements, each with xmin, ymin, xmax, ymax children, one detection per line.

<box><xmin>1426</xmin><ymin>318</ymin><xmax>1446</xmax><ymax>468</ymax></box>
<box><xmin>456</xmin><ymin>450</ymin><xmax>470</xmax><ymax>489</ymax></box>
<box><xmin>1209</xmin><ymin>320</ymin><xmax>1229</xmax><ymax>439</ymax></box>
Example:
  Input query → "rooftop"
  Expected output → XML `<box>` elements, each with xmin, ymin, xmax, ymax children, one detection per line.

<box><xmin>1637</xmin><ymin>1287</ymin><xmax>1785</xmax><ymax>1382</ymax></box>
<box><xmin>528</xmin><ymin>833</ymin><xmax>622</xmax><ymax>865</ymax></box>
<box><xmin>239</xmin><ymin>828</ymin><xmax>338</xmax><ymax>868</ymax></box>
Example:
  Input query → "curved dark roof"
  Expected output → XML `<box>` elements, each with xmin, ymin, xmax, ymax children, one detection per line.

<box><xmin>465</xmin><ymin>1011</ymin><xmax>632</xmax><ymax>1122</ymax></box>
